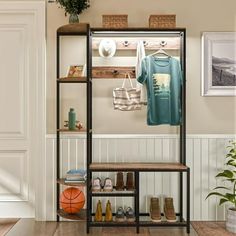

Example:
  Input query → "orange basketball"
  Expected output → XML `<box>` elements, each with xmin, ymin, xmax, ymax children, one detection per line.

<box><xmin>60</xmin><ymin>187</ymin><xmax>85</xmax><ymax>214</ymax></box>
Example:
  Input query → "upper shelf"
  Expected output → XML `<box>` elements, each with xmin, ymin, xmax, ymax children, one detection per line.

<box><xmin>57</xmin><ymin>23</ymin><xmax>89</xmax><ymax>35</ymax></box>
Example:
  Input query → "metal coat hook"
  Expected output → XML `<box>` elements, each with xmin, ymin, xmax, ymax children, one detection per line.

<box><xmin>160</xmin><ymin>40</ymin><xmax>167</xmax><ymax>47</ymax></box>
<box><xmin>123</xmin><ymin>41</ymin><xmax>130</xmax><ymax>47</ymax></box>
<box><xmin>113</xmin><ymin>70</ymin><xmax>119</xmax><ymax>75</ymax></box>
<box><xmin>143</xmin><ymin>40</ymin><xmax>148</xmax><ymax>46</ymax></box>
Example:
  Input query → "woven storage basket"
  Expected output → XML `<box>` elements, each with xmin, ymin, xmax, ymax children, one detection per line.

<box><xmin>149</xmin><ymin>15</ymin><xmax>176</xmax><ymax>28</ymax></box>
<box><xmin>102</xmin><ymin>15</ymin><xmax>128</xmax><ymax>28</ymax></box>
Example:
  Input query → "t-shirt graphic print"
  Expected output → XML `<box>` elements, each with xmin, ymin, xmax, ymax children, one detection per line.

<box><xmin>137</xmin><ymin>56</ymin><xmax>182</xmax><ymax>126</ymax></box>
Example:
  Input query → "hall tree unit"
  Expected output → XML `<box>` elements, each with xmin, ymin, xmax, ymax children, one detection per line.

<box><xmin>56</xmin><ymin>24</ymin><xmax>190</xmax><ymax>234</ymax></box>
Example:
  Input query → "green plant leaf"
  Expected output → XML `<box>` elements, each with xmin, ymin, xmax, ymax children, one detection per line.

<box><xmin>206</xmin><ymin>192</ymin><xmax>226</xmax><ymax>200</ymax></box>
<box><xmin>223</xmin><ymin>178</ymin><xmax>236</xmax><ymax>183</ymax></box>
<box><xmin>219</xmin><ymin>198</ymin><xmax>229</xmax><ymax>205</ymax></box>
<box><xmin>216</xmin><ymin>170</ymin><xmax>234</xmax><ymax>178</ymax></box>
<box><xmin>213</xmin><ymin>186</ymin><xmax>231</xmax><ymax>191</ymax></box>
<box><xmin>225</xmin><ymin>193</ymin><xmax>236</xmax><ymax>203</ymax></box>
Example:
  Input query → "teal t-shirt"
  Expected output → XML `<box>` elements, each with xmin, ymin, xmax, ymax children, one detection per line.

<box><xmin>137</xmin><ymin>56</ymin><xmax>182</xmax><ymax>126</ymax></box>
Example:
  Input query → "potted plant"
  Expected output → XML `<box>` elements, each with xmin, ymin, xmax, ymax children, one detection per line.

<box><xmin>206</xmin><ymin>140</ymin><xmax>236</xmax><ymax>233</ymax></box>
<box><xmin>56</xmin><ymin>0</ymin><xmax>90</xmax><ymax>23</ymax></box>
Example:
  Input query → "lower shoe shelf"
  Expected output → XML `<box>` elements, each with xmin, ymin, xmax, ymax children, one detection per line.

<box><xmin>57</xmin><ymin>209</ymin><xmax>86</xmax><ymax>221</ymax></box>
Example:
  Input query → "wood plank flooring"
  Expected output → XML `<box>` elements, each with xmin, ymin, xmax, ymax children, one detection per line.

<box><xmin>0</xmin><ymin>219</ymin><xmax>18</xmax><ymax>236</ymax></box>
<box><xmin>6</xmin><ymin>219</ymin><xmax>198</xmax><ymax>236</ymax></box>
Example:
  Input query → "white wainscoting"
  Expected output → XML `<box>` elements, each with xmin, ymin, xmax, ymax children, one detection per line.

<box><xmin>46</xmin><ymin>134</ymin><xmax>236</xmax><ymax>221</ymax></box>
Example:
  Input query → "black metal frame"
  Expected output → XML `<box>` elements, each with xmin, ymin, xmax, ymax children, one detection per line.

<box><xmin>56</xmin><ymin>24</ymin><xmax>92</xmax><ymax>223</ymax></box>
<box><xmin>56</xmin><ymin>25</ymin><xmax>190</xmax><ymax>234</ymax></box>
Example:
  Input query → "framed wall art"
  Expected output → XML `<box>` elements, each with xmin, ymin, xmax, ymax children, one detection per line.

<box><xmin>201</xmin><ymin>32</ymin><xmax>236</xmax><ymax>96</ymax></box>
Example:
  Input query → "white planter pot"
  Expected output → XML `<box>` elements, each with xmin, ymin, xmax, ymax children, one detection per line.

<box><xmin>226</xmin><ymin>207</ymin><xmax>236</xmax><ymax>233</ymax></box>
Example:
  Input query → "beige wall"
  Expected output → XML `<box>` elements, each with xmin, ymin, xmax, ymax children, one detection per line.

<box><xmin>47</xmin><ymin>0</ymin><xmax>236</xmax><ymax>134</ymax></box>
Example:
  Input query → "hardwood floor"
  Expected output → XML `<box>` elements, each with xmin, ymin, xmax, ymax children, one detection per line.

<box><xmin>0</xmin><ymin>219</ymin><xmax>18</xmax><ymax>236</ymax></box>
<box><xmin>6</xmin><ymin>219</ymin><xmax>198</xmax><ymax>236</ymax></box>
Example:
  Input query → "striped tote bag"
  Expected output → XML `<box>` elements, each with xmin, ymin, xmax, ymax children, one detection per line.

<box><xmin>113</xmin><ymin>73</ymin><xmax>142</xmax><ymax>111</ymax></box>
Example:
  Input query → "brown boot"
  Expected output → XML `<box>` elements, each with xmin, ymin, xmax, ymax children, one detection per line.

<box><xmin>150</xmin><ymin>197</ymin><xmax>161</xmax><ymax>222</ymax></box>
<box><xmin>164</xmin><ymin>197</ymin><xmax>176</xmax><ymax>222</ymax></box>
<box><xmin>105</xmin><ymin>200</ymin><xmax>113</xmax><ymax>222</ymax></box>
<box><xmin>126</xmin><ymin>172</ymin><xmax>135</xmax><ymax>191</ymax></box>
<box><xmin>116</xmin><ymin>172</ymin><xmax>124</xmax><ymax>191</ymax></box>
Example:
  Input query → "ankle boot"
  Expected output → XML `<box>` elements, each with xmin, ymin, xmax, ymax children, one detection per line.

<box><xmin>94</xmin><ymin>200</ymin><xmax>102</xmax><ymax>222</ymax></box>
<box><xmin>126</xmin><ymin>172</ymin><xmax>135</xmax><ymax>191</ymax></box>
<box><xmin>164</xmin><ymin>197</ymin><xmax>176</xmax><ymax>222</ymax></box>
<box><xmin>116</xmin><ymin>172</ymin><xmax>124</xmax><ymax>191</ymax></box>
<box><xmin>105</xmin><ymin>200</ymin><xmax>113</xmax><ymax>222</ymax></box>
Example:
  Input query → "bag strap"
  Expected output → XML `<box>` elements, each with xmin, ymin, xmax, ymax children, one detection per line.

<box><xmin>122</xmin><ymin>73</ymin><xmax>134</xmax><ymax>88</ymax></box>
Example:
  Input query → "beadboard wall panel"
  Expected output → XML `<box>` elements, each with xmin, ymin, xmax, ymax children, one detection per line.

<box><xmin>46</xmin><ymin>134</ymin><xmax>235</xmax><ymax>221</ymax></box>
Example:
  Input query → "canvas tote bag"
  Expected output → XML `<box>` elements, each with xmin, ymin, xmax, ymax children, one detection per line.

<box><xmin>113</xmin><ymin>73</ymin><xmax>142</xmax><ymax>111</ymax></box>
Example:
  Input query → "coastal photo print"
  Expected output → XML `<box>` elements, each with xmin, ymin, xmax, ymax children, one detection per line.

<box><xmin>202</xmin><ymin>32</ymin><xmax>236</xmax><ymax>96</ymax></box>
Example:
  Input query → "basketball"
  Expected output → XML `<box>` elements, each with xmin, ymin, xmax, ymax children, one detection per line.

<box><xmin>60</xmin><ymin>187</ymin><xmax>85</xmax><ymax>214</ymax></box>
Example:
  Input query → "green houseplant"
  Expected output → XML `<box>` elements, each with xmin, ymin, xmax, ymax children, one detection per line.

<box><xmin>206</xmin><ymin>140</ymin><xmax>236</xmax><ymax>233</ymax></box>
<box><xmin>56</xmin><ymin>0</ymin><xmax>90</xmax><ymax>23</ymax></box>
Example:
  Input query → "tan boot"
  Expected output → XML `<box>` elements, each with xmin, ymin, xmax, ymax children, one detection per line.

<box><xmin>164</xmin><ymin>197</ymin><xmax>177</xmax><ymax>222</ymax></box>
<box><xmin>105</xmin><ymin>200</ymin><xmax>113</xmax><ymax>222</ymax></box>
<box><xmin>116</xmin><ymin>172</ymin><xmax>124</xmax><ymax>191</ymax></box>
<box><xmin>94</xmin><ymin>200</ymin><xmax>102</xmax><ymax>222</ymax></box>
<box><xmin>126</xmin><ymin>172</ymin><xmax>135</xmax><ymax>191</ymax></box>
<box><xmin>150</xmin><ymin>197</ymin><xmax>161</xmax><ymax>222</ymax></box>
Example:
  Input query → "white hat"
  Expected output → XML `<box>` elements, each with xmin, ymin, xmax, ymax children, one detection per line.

<box><xmin>98</xmin><ymin>39</ymin><xmax>116</xmax><ymax>58</ymax></box>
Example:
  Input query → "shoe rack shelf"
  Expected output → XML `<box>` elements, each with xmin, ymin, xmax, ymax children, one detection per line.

<box><xmin>56</xmin><ymin>25</ymin><xmax>190</xmax><ymax>233</ymax></box>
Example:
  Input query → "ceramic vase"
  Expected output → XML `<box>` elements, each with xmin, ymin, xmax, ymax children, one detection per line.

<box><xmin>226</xmin><ymin>208</ymin><xmax>236</xmax><ymax>233</ymax></box>
<box><xmin>69</xmin><ymin>13</ymin><xmax>79</xmax><ymax>24</ymax></box>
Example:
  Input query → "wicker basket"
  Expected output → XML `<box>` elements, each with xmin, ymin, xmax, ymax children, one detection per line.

<box><xmin>102</xmin><ymin>15</ymin><xmax>128</xmax><ymax>28</ymax></box>
<box><xmin>149</xmin><ymin>15</ymin><xmax>176</xmax><ymax>28</ymax></box>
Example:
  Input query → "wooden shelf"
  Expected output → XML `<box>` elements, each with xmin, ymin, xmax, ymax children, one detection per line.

<box><xmin>57</xmin><ymin>23</ymin><xmax>89</xmax><ymax>35</ymax></box>
<box><xmin>57</xmin><ymin>209</ymin><xmax>86</xmax><ymax>221</ymax></box>
<box><xmin>92</xmin><ymin>190</ymin><xmax>136</xmax><ymax>197</ymax></box>
<box><xmin>89</xmin><ymin>162</ymin><xmax>188</xmax><ymax>172</ymax></box>
<box><xmin>57</xmin><ymin>77</ymin><xmax>87</xmax><ymax>83</ymax></box>
<box><xmin>57</xmin><ymin>128</ymin><xmax>86</xmax><ymax>133</ymax></box>
<box><xmin>57</xmin><ymin>178</ymin><xmax>86</xmax><ymax>187</ymax></box>
<box><xmin>92</xmin><ymin>66</ymin><xmax>136</xmax><ymax>79</ymax></box>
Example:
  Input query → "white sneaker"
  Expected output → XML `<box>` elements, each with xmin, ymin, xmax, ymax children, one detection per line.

<box><xmin>103</xmin><ymin>178</ymin><xmax>113</xmax><ymax>192</ymax></box>
<box><xmin>92</xmin><ymin>177</ymin><xmax>102</xmax><ymax>192</ymax></box>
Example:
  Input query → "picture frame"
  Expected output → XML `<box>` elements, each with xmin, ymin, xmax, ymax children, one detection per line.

<box><xmin>67</xmin><ymin>65</ymin><xmax>86</xmax><ymax>78</ymax></box>
<box><xmin>201</xmin><ymin>32</ymin><xmax>236</xmax><ymax>96</ymax></box>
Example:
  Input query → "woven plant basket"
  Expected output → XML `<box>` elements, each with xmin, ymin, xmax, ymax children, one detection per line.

<box><xmin>149</xmin><ymin>15</ymin><xmax>176</xmax><ymax>28</ymax></box>
<box><xmin>102</xmin><ymin>15</ymin><xmax>128</xmax><ymax>28</ymax></box>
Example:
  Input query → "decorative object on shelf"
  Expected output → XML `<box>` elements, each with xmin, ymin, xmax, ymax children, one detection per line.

<box><xmin>206</xmin><ymin>140</ymin><xmax>236</xmax><ymax>233</ymax></box>
<box><xmin>67</xmin><ymin>65</ymin><xmax>86</xmax><ymax>77</ymax></box>
<box><xmin>113</xmin><ymin>73</ymin><xmax>142</xmax><ymax>111</ymax></box>
<box><xmin>202</xmin><ymin>32</ymin><xmax>236</xmax><ymax>96</ymax></box>
<box><xmin>102</xmin><ymin>14</ymin><xmax>128</xmax><ymax>28</ymax></box>
<box><xmin>68</xmin><ymin>108</ymin><xmax>76</xmax><ymax>130</ymax></box>
<box><xmin>98</xmin><ymin>39</ymin><xmax>117</xmax><ymax>58</ymax></box>
<box><xmin>55</xmin><ymin>0</ymin><xmax>90</xmax><ymax>23</ymax></box>
<box><xmin>149</xmin><ymin>15</ymin><xmax>176</xmax><ymax>28</ymax></box>
<box><xmin>60</xmin><ymin>187</ymin><xmax>85</xmax><ymax>214</ymax></box>
<box><xmin>64</xmin><ymin>120</ymin><xmax>84</xmax><ymax>130</ymax></box>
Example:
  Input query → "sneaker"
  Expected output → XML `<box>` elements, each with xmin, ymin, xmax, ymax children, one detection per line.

<box><xmin>103</xmin><ymin>178</ymin><xmax>113</xmax><ymax>192</ymax></box>
<box><xmin>125</xmin><ymin>207</ymin><xmax>135</xmax><ymax>222</ymax></box>
<box><xmin>115</xmin><ymin>207</ymin><xmax>125</xmax><ymax>222</ymax></box>
<box><xmin>150</xmin><ymin>197</ymin><xmax>161</xmax><ymax>222</ymax></box>
<box><xmin>94</xmin><ymin>200</ymin><xmax>102</xmax><ymax>222</ymax></box>
<box><xmin>116</xmin><ymin>172</ymin><xmax>124</xmax><ymax>191</ymax></box>
<box><xmin>164</xmin><ymin>197</ymin><xmax>177</xmax><ymax>222</ymax></box>
<box><xmin>92</xmin><ymin>177</ymin><xmax>102</xmax><ymax>192</ymax></box>
<box><xmin>105</xmin><ymin>200</ymin><xmax>113</xmax><ymax>222</ymax></box>
<box><xmin>126</xmin><ymin>172</ymin><xmax>135</xmax><ymax>191</ymax></box>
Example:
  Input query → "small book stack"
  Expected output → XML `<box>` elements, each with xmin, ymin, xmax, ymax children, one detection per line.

<box><xmin>65</xmin><ymin>169</ymin><xmax>87</xmax><ymax>184</ymax></box>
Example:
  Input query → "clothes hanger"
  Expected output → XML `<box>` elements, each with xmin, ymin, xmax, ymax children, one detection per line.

<box><xmin>149</xmin><ymin>47</ymin><xmax>170</xmax><ymax>57</ymax></box>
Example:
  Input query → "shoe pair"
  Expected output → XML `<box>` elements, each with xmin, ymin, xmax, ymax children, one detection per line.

<box><xmin>94</xmin><ymin>200</ymin><xmax>113</xmax><ymax>222</ymax></box>
<box><xmin>116</xmin><ymin>206</ymin><xmax>135</xmax><ymax>222</ymax></box>
<box><xmin>150</xmin><ymin>197</ymin><xmax>176</xmax><ymax>222</ymax></box>
<box><xmin>116</xmin><ymin>172</ymin><xmax>134</xmax><ymax>191</ymax></box>
<box><xmin>92</xmin><ymin>177</ymin><xmax>113</xmax><ymax>192</ymax></box>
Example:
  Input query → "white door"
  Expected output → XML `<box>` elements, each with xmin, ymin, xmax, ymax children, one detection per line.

<box><xmin>0</xmin><ymin>1</ymin><xmax>46</xmax><ymax>219</ymax></box>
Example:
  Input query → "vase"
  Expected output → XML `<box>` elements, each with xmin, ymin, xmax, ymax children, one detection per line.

<box><xmin>69</xmin><ymin>13</ymin><xmax>79</xmax><ymax>24</ymax></box>
<box><xmin>226</xmin><ymin>207</ymin><xmax>236</xmax><ymax>233</ymax></box>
